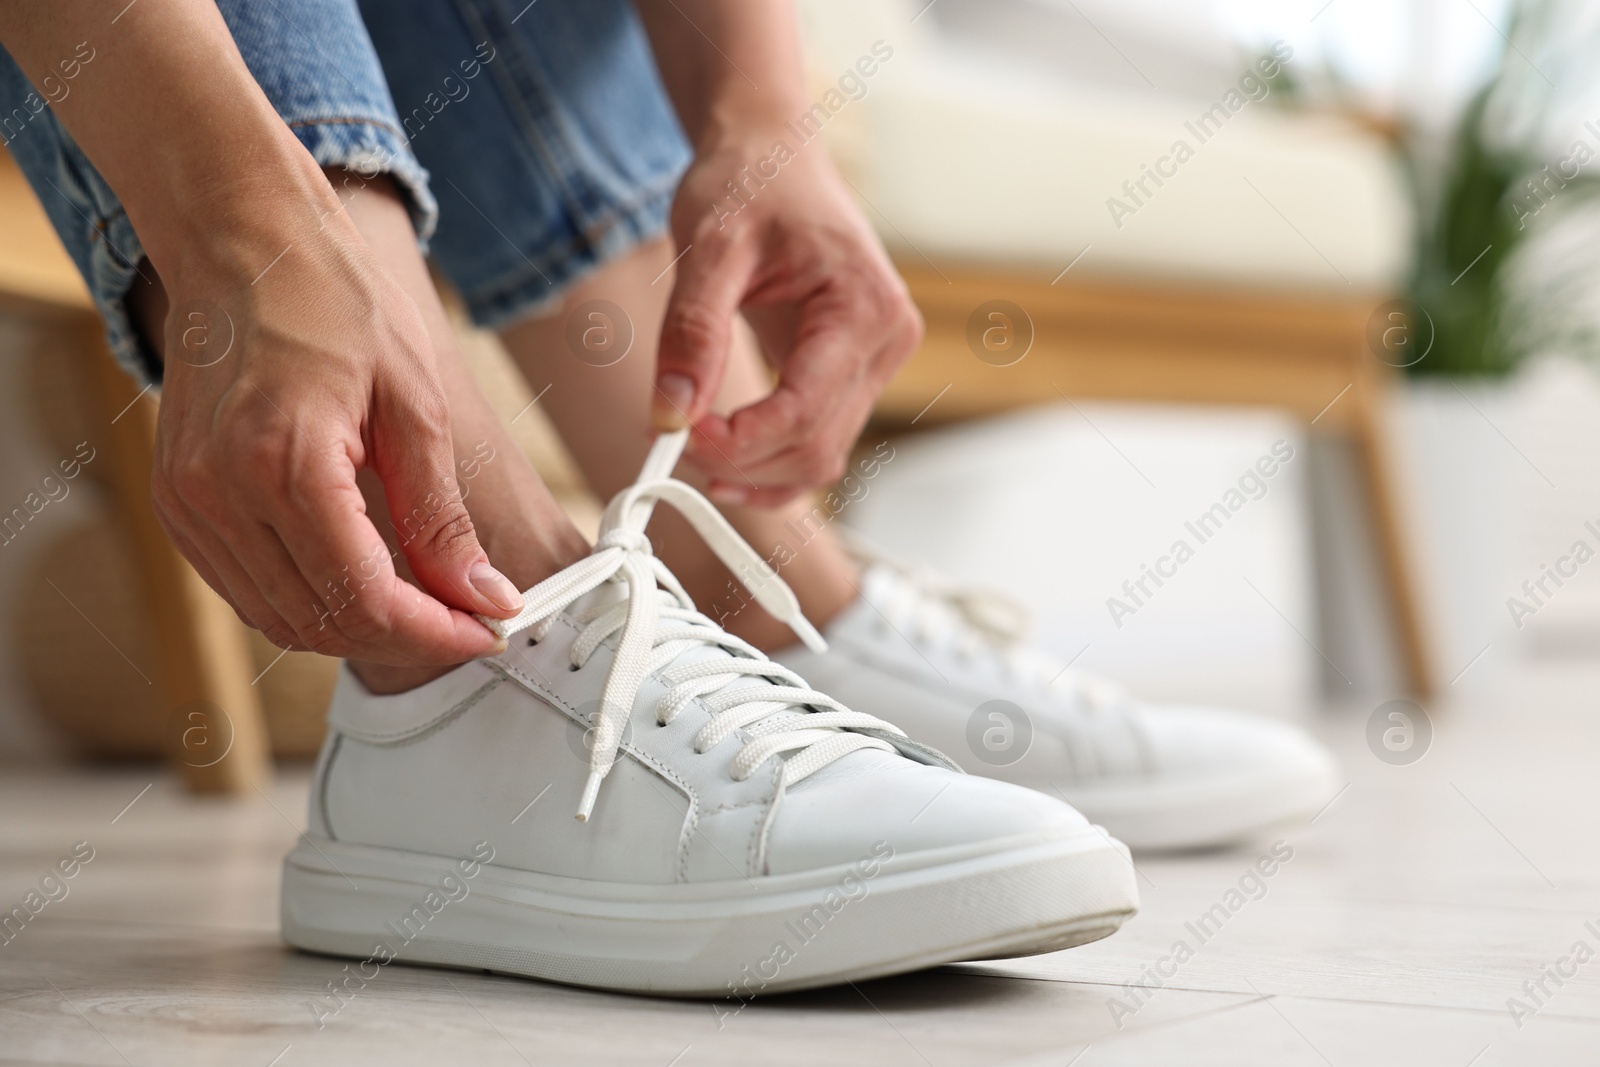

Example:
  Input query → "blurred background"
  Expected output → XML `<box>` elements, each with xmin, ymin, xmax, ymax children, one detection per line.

<box><xmin>2</xmin><ymin>0</ymin><xmax>1597</xmax><ymax>775</ymax></box>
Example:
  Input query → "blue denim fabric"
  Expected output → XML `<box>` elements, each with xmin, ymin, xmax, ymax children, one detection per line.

<box><xmin>0</xmin><ymin>0</ymin><xmax>689</xmax><ymax>381</ymax></box>
<box><xmin>361</xmin><ymin>0</ymin><xmax>690</xmax><ymax>328</ymax></box>
<box><xmin>0</xmin><ymin>0</ymin><xmax>435</xmax><ymax>383</ymax></box>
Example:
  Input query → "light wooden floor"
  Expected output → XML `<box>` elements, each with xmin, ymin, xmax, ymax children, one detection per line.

<box><xmin>3</xmin><ymin>667</ymin><xmax>1597</xmax><ymax>1066</ymax></box>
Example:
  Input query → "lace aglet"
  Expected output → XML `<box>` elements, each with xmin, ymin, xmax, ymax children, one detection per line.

<box><xmin>575</xmin><ymin>770</ymin><xmax>602</xmax><ymax>822</ymax></box>
<box><xmin>792</xmin><ymin>616</ymin><xmax>828</xmax><ymax>655</ymax></box>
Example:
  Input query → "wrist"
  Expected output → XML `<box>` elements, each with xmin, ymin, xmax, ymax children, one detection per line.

<box><xmin>133</xmin><ymin>123</ymin><xmax>346</xmax><ymax>293</ymax></box>
<box><xmin>689</xmin><ymin>79</ymin><xmax>809</xmax><ymax>154</ymax></box>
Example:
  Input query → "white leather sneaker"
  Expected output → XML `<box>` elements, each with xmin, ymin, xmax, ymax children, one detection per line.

<box><xmin>281</xmin><ymin>432</ymin><xmax>1137</xmax><ymax>997</ymax></box>
<box><xmin>774</xmin><ymin>557</ymin><xmax>1341</xmax><ymax>851</ymax></box>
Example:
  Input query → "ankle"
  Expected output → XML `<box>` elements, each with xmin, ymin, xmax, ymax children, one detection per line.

<box><xmin>693</xmin><ymin>557</ymin><xmax>861</xmax><ymax>653</ymax></box>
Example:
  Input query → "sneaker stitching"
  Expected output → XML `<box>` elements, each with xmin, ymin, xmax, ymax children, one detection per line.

<box><xmin>495</xmin><ymin>639</ymin><xmax>792</xmax><ymax>883</ymax></box>
<box><xmin>315</xmin><ymin>733</ymin><xmax>343</xmax><ymax>842</ymax></box>
<box><xmin>338</xmin><ymin>676</ymin><xmax>504</xmax><ymax>746</ymax></box>
<box><xmin>748</xmin><ymin>761</ymin><xmax>783</xmax><ymax>875</ymax></box>
<box><xmin>495</xmin><ymin>653</ymin><xmax>712</xmax><ymax>838</ymax></box>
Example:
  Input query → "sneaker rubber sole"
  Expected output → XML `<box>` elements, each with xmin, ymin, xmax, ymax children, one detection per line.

<box><xmin>281</xmin><ymin>827</ymin><xmax>1137</xmax><ymax>997</ymax></box>
<box><xmin>1055</xmin><ymin>761</ymin><xmax>1340</xmax><ymax>851</ymax></box>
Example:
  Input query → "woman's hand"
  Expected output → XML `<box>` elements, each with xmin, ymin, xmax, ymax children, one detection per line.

<box><xmin>153</xmin><ymin>208</ymin><xmax>522</xmax><ymax>665</ymax></box>
<box><xmin>655</xmin><ymin>135</ymin><xmax>921</xmax><ymax>507</ymax></box>
<box><xmin>634</xmin><ymin>0</ymin><xmax>922</xmax><ymax>507</ymax></box>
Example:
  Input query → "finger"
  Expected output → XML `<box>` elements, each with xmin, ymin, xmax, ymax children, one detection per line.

<box><xmin>257</xmin><ymin>440</ymin><xmax>508</xmax><ymax>666</ymax></box>
<box><xmin>689</xmin><ymin>283</ymin><xmax>916</xmax><ymax>488</ymax></box>
<box><xmin>654</xmin><ymin>227</ymin><xmax>761</xmax><ymax>431</ymax></box>
<box><xmin>153</xmin><ymin>440</ymin><xmax>315</xmax><ymax>644</ymax></box>
<box><xmin>687</xmin><ymin>341</ymin><xmax>872</xmax><ymax>489</ymax></box>
<box><xmin>700</xmin><ymin>406</ymin><xmax>865</xmax><ymax>496</ymax></box>
<box><xmin>157</xmin><ymin>496</ymin><xmax>311</xmax><ymax>650</ymax></box>
<box><xmin>704</xmin><ymin>480</ymin><xmax>808</xmax><ymax>510</ymax></box>
<box><xmin>708</xmin><ymin>317</ymin><xmax>864</xmax><ymax>472</ymax></box>
<box><xmin>151</xmin><ymin>500</ymin><xmax>241</xmax><ymax>617</ymax></box>
<box><xmin>368</xmin><ymin>380</ymin><xmax>523</xmax><ymax>622</ymax></box>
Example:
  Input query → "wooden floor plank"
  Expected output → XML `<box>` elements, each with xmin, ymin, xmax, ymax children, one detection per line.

<box><xmin>2</xmin><ymin>665</ymin><xmax>1595</xmax><ymax>1063</ymax></box>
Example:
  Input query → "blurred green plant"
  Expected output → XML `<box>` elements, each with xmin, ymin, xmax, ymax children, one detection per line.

<box><xmin>1404</xmin><ymin>90</ymin><xmax>1525</xmax><ymax>377</ymax></box>
<box><xmin>1405</xmin><ymin>0</ymin><xmax>1600</xmax><ymax>376</ymax></box>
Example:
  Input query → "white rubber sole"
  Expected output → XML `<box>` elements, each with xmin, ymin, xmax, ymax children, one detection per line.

<box><xmin>281</xmin><ymin>829</ymin><xmax>1137</xmax><ymax>997</ymax></box>
<box><xmin>1056</xmin><ymin>761</ymin><xmax>1341</xmax><ymax>851</ymax></box>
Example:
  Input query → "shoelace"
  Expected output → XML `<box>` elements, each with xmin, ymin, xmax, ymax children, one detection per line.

<box><xmin>481</xmin><ymin>430</ymin><xmax>905</xmax><ymax>821</ymax></box>
<box><xmin>842</xmin><ymin>533</ymin><xmax>1128</xmax><ymax>712</ymax></box>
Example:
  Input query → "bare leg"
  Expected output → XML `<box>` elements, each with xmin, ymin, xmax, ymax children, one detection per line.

<box><xmin>498</xmin><ymin>237</ymin><xmax>862</xmax><ymax>651</ymax></box>
<box><xmin>128</xmin><ymin>172</ymin><xmax>590</xmax><ymax>693</ymax></box>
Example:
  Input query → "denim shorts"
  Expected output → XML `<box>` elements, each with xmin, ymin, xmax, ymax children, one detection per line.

<box><xmin>0</xmin><ymin>0</ymin><xmax>689</xmax><ymax>383</ymax></box>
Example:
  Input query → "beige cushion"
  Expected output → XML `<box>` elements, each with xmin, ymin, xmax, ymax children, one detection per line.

<box><xmin>796</xmin><ymin>0</ymin><xmax>1412</xmax><ymax>292</ymax></box>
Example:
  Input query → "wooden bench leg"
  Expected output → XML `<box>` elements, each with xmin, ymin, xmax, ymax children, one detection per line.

<box><xmin>1349</xmin><ymin>363</ymin><xmax>1435</xmax><ymax>699</ymax></box>
<box><xmin>84</xmin><ymin>319</ymin><xmax>271</xmax><ymax>792</ymax></box>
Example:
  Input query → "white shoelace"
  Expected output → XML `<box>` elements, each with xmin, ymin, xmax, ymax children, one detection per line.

<box><xmin>481</xmin><ymin>430</ymin><xmax>905</xmax><ymax>821</ymax></box>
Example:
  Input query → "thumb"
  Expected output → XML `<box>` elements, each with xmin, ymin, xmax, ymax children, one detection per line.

<box><xmin>371</xmin><ymin>387</ymin><xmax>524</xmax><ymax>621</ymax></box>
<box><xmin>654</xmin><ymin>234</ymin><xmax>757</xmax><ymax>431</ymax></box>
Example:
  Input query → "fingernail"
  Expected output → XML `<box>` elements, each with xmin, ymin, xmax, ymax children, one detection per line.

<box><xmin>708</xmin><ymin>484</ymin><xmax>749</xmax><ymax>506</ymax></box>
<box><xmin>469</xmin><ymin>561</ymin><xmax>524</xmax><ymax>615</ymax></box>
<box><xmin>653</xmin><ymin>373</ymin><xmax>695</xmax><ymax>430</ymax></box>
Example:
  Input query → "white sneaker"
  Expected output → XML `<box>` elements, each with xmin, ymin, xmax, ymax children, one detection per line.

<box><xmin>773</xmin><ymin>557</ymin><xmax>1341</xmax><ymax>851</ymax></box>
<box><xmin>281</xmin><ymin>432</ymin><xmax>1137</xmax><ymax>997</ymax></box>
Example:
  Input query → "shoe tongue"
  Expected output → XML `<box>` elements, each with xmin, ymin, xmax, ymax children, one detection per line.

<box><xmin>568</xmin><ymin>577</ymin><xmax>791</xmax><ymax>700</ymax></box>
<box><xmin>859</xmin><ymin>561</ymin><xmax>903</xmax><ymax>607</ymax></box>
<box><xmin>834</xmin><ymin>563</ymin><xmax>943</xmax><ymax>644</ymax></box>
<box><xmin>563</xmin><ymin>577</ymin><xmax>630</xmax><ymax>619</ymax></box>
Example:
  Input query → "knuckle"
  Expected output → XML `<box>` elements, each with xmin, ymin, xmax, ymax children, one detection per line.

<box><xmin>238</xmin><ymin>425</ymin><xmax>294</xmax><ymax>473</ymax></box>
<box><xmin>149</xmin><ymin>476</ymin><xmax>185</xmax><ymax>520</ymax></box>
<box><xmin>785</xmin><ymin>395</ymin><xmax>825</xmax><ymax>437</ymax></box>
<box><xmin>693</xmin><ymin>210</ymin><xmax>741</xmax><ymax>246</ymax></box>
<box><xmin>337</xmin><ymin>597</ymin><xmax>393</xmax><ymax>643</ymax></box>
<box><xmin>406</xmin><ymin>385</ymin><xmax>452</xmax><ymax>436</ymax></box>
<box><xmin>303</xmin><ymin>625</ymin><xmax>348</xmax><ymax>657</ymax></box>
<box><xmin>261</xmin><ymin>621</ymin><xmax>305</xmax><ymax>652</ymax></box>
<box><xmin>166</xmin><ymin>454</ymin><xmax>219</xmax><ymax>510</ymax></box>
<box><xmin>898</xmin><ymin>296</ymin><xmax>925</xmax><ymax>349</ymax></box>
<box><xmin>415</xmin><ymin>504</ymin><xmax>478</xmax><ymax>562</ymax></box>
<box><xmin>798</xmin><ymin>445</ymin><xmax>845</xmax><ymax>485</ymax></box>
<box><xmin>662</xmin><ymin>302</ymin><xmax>726</xmax><ymax>361</ymax></box>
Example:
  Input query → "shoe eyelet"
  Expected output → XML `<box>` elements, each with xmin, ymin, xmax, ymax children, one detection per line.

<box><xmin>527</xmin><ymin>637</ymin><xmax>538</xmax><ymax>647</ymax></box>
<box><xmin>568</xmin><ymin>663</ymin><xmax>581</xmax><ymax>672</ymax></box>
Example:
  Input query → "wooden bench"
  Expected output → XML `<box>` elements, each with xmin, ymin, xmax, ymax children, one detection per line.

<box><xmin>877</xmin><ymin>260</ymin><xmax>1434</xmax><ymax>697</ymax></box>
<box><xmin>0</xmin><ymin>154</ymin><xmax>270</xmax><ymax>792</ymax></box>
